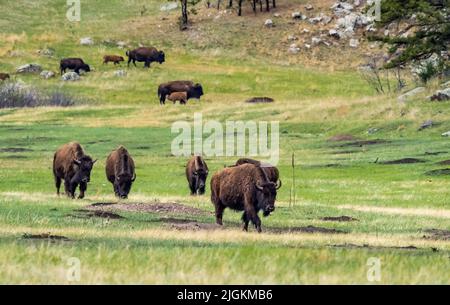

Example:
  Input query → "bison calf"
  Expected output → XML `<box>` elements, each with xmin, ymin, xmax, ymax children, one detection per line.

<box><xmin>211</xmin><ymin>163</ymin><xmax>281</xmax><ymax>232</ymax></box>
<box><xmin>53</xmin><ymin>142</ymin><xmax>97</xmax><ymax>199</ymax></box>
<box><xmin>186</xmin><ymin>156</ymin><xmax>209</xmax><ymax>195</ymax></box>
<box><xmin>168</xmin><ymin>92</ymin><xmax>188</xmax><ymax>105</ymax></box>
<box><xmin>105</xmin><ymin>146</ymin><xmax>136</xmax><ymax>199</ymax></box>
<box><xmin>0</xmin><ymin>73</ymin><xmax>10</xmax><ymax>81</ymax></box>
<box><xmin>158</xmin><ymin>81</ymin><xmax>204</xmax><ymax>105</ymax></box>
<box><xmin>103</xmin><ymin>55</ymin><xmax>125</xmax><ymax>65</ymax></box>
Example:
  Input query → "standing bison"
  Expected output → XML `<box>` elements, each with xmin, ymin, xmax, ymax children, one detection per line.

<box><xmin>186</xmin><ymin>156</ymin><xmax>209</xmax><ymax>195</ymax></box>
<box><xmin>53</xmin><ymin>142</ymin><xmax>97</xmax><ymax>199</ymax></box>
<box><xmin>126</xmin><ymin>47</ymin><xmax>165</xmax><ymax>68</ymax></box>
<box><xmin>157</xmin><ymin>80</ymin><xmax>204</xmax><ymax>105</ymax></box>
<box><xmin>211</xmin><ymin>163</ymin><xmax>281</xmax><ymax>233</ymax></box>
<box><xmin>105</xmin><ymin>146</ymin><xmax>136</xmax><ymax>199</ymax></box>
<box><xmin>60</xmin><ymin>58</ymin><xmax>91</xmax><ymax>75</ymax></box>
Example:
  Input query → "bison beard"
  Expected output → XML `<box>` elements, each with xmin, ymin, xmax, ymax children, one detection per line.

<box><xmin>210</xmin><ymin>163</ymin><xmax>281</xmax><ymax>233</ymax></box>
<box><xmin>53</xmin><ymin>142</ymin><xmax>97</xmax><ymax>199</ymax></box>
<box><xmin>186</xmin><ymin>156</ymin><xmax>209</xmax><ymax>195</ymax></box>
<box><xmin>105</xmin><ymin>146</ymin><xmax>136</xmax><ymax>199</ymax></box>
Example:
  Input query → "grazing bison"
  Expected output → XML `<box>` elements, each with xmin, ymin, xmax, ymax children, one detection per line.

<box><xmin>211</xmin><ymin>163</ymin><xmax>281</xmax><ymax>232</ymax></box>
<box><xmin>235</xmin><ymin>158</ymin><xmax>279</xmax><ymax>182</ymax></box>
<box><xmin>103</xmin><ymin>55</ymin><xmax>125</xmax><ymax>65</ymax></box>
<box><xmin>157</xmin><ymin>81</ymin><xmax>204</xmax><ymax>105</ymax></box>
<box><xmin>186</xmin><ymin>156</ymin><xmax>209</xmax><ymax>195</ymax></box>
<box><xmin>0</xmin><ymin>73</ymin><xmax>10</xmax><ymax>81</ymax></box>
<box><xmin>126</xmin><ymin>47</ymin><xmax>165</xmax><ymax>68</ymax></box>
<box><xmin>60</xmin><ymin>58</ymin><xmax>91</xmax><ymax>75</ymax></box>
<box><xmin>53</xmin><ymin>142</ymin><xmax>97</xmax><ymax>199</ymax></box>
<box><xmin>105</xmin><ymin>146</ymin><xmax>136</xmax><ymax>199</ymax></box>
<box><xmin>168</xmin><ymin>92</ymin><xmax>188</xmax><ymax>105</ymax></box>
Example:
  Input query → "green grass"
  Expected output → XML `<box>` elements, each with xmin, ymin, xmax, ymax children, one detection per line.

<box><xmin>0</xmin><ymin>0</ymin><xmax>449</xmax><ymax>284</ymax></box>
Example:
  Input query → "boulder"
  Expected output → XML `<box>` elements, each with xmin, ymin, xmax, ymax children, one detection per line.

<box><xmin>114</xmin><ymin>70</ymin><xmax>127</xmax><ymax>77</ymax></box>
<box><xmin>37</xmin><ymin>48</ymin><xmax>54</xmax><ymax>57</ymax></box>
<box><xmin>292</xmin><ymin>12</ymin><xmax>303</xmax><ymax>20</ymax></box>
<box><xmin>16</xmin><ymin>63</ymin><xmax>42</xmax><ymax>74</ymax></box>
<box><xmin>160</xmin><ymin>2</ymin><xmax>178</xmax><ymax>11</ymax></box>
<box><xmin>61</xmin><ymin>72</ymin><xmax>80</xmax><ymax>81</ymax></box>
<box><xmin>305</xmin><ymin>4</ymin><xmax>314</xmax><ymax>11</ymax></box>
<box><xmin>397</xmin><ymin>87</ymin><xmax>425</xmax><ymax>103</ymax></box>
<box><xmin>418</xmin><ymin>120</ymin><xmax>434</xmax><ymax>131</ymax></box>
<box><xmin>442</xmin><ymin>131</ymin><xmax>450</xmax><ymax>137</ymax></box>
<box><xmin>40</xmin><ymin>70</ymin><xmax>55</xmax><ymax>79</ymax></box>
<box><xmin>80</xmin><ymin>37</ymin><xmax>94</xmax><ymax>46</ymax></box>
<box><xmin>349</xmin><ymin>38</ymin><xmax>359</xmax><ymax>48</ymax></box>
<box><xmin>429</xmin><ymin>88</ymin><xmax>450</xmax><ymax>102</ymax></box>
<box><xmin>288</xmin><ymin>44</ymin><xmax>300</xmax><ymax>54</ymax></box>
<box><xmin>264</xmin><ymin>19</ymin><xmax>274</xmax><ymax>27</ymax></box>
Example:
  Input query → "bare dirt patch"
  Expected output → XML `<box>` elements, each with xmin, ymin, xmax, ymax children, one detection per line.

<box><xmin>22</xmin><ymin>233</ymin><xmax>71</xmax><ymax>241</ymax></box>
<box><xmin>268</xmin><ymin>225</ymin><xmax>346</xmax><ymax>234</ymax></box>
<box><xmin>331</xmin><ymin>244</ymin><xmax>418</xmax><ymax>250</ymax></box>
<box><xmin>380</xmin><ymin>158</ymin><xmax>426</xmax><ymax>165</ymax></box>
<box><xmin>423</xmin><ymin>229</ymin><xmax>450</xmax><ymax>241</ymax></box>
<box><xmin>0</xmin><ymin>147</ymin><xmax>33</xmax><ymax>153</ymax></box>
<box><xmin>338</xmin><ymin>139</ymin><xmax>388</xmax><ymax>147</ymax></box>
<box><xmin>328</xmin><ymin>134</ymin><xmax>358</xmax><ymax>142</ymax></box>
<box><xmin>425</xmin><ymin>168</ymin><xmax>450</xmax><ymax>176</ymax></box>
<box><xmin>321</xmin><ymin>216</ymin><xmax>359</xmax><ymax>222</ymax></box>
<box><xmin>331</xmin><ymin>150</ymin><xmax>360</xmax><ymax>155</ymax></box>
<box><xmin>245</xmin><ymin>97</ymin><xmax>275</xmax><ymax>103</ymax></box>
<box><xmin>69</xmin><ymin>209</ymin><xmax>124</xmax><ymax>220</ymax></box>
<box><xmin>168</xmin><ymin>222</ymin><xmax>224</xmax><ymax>231</ymax></box>
<box><xmin>437</xmin><ymin>160</ymin><xmax>450</xmax><ymax>165</ymax></box>
<box><xmin>423</xmin><ymin>151</ymin><xmax>448</xmax><ymax>156</ymax></box>
<box><xmin>88</xmin><ymin>202</ymin><xmax>211</xmax><ymax>216</ymax></box>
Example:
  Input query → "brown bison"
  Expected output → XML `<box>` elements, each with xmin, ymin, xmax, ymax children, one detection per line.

<box><xmin>157</xmin><ymin>80</ymin><xmax>204</xmax><ymax>105</ymax></box>
<box><xmin>0</xmin><ymin>73</ymin><xmax>10</xmax><ymax>81</ymax></box>
<box><xmin>103</xmin><ymin>55</ymin><xmax>125</xmax><ymax>65</ymax></box>
<box><xmin>168</xmin><ymin>92</ymin><xmax>188</xmax><ymax>105</ymax></box>
<box><xmin>53</xmin><ymin>142</ymin><xmax>97</xmax><ymax>199</ymax></box>
<box><xmin>235</xmin><ymin>158</ymin><xmax>279</xmax><ymax>182</ymax></box>
<box><xmin>186</xmin><ymin>156</ymin><xmax>209</xmax><ymax>195</ymax></box>
<box><xmin>60</xmin><ymin>58</ymin><xmax>91</xmax><ymax>75</ymax></box>
<box><xmin>105</xmin><ymin>146</ymin><xmax>136</xmax><ymax>199</ymax></box>
<box><xmin>211</xmin><ymin>163</ymin><xmax>281</xmax><ymax>233</ymax></box>
<box><xmin>126</xmin><ymin>47</ymin><xmax>165</xmax><ymax>68</ymax></box>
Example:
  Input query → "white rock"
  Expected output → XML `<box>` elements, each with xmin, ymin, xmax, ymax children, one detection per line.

<box><xmin>264</xmin><ymin>19</ymin><xmax>274</xmax><ymax>27</ymax></box>
<box><xmin>304</xmin><ymin>43</ymin><xmax>311</xmax><ymax>49</ymax></box>
<box><xmin>160</xmin><ymin>3</ymin><xmax>178</xmax><ymax>11</ymax></box>
<box><xmin>117</xmin><ymin>41</ymin><xmax>127</xmax><ymax>49</ymax></box>
<box><xmin>114</xmin><ymin>70</ymin><xmax>127</xmax><ymax>77</ymax></box>
<box><xmin>61</xmin><ymin>72</ymin><xmax>80</xmax><ymax>81</ymax></box>
<box><xmin>312</xmin><ymin>37</ymin><xmax>322</xmax><ymax>45</ymax></box>
<box><xmin>429</xmin><ymin>88</ymin><xmax>450</xmax><ymax>101</ymax></box>
<box><xmin>305</xmin><ymin>4</ymin><xmax>314</xmax><ymax>11</ymax></box>
<box><xmin>292</xmin><ymin>12</ymin><xmax>303</xmax><ymax>19</ymax></box>
<box><xmin>273</xmin><ymin>13</ymin><xmax>281</xmax><ymax>18</ymax></box>
<box><xmin>349</xmin><ymin>38</ymin><xmax>359</xmax><ymax>48</ymax></box>
<box><xmin>442</xmin><ymin>131</ymin><xmax>450</xmax><ymax>137</ymax></box>
<box><xmin>40</xmin><ymin>70</ymin><xmax>55</xmax><ymax>79</ymax></box>
<box><xmin>397</xmin><ymin>87</ymin><xmax>426</xmax><ymax>103</ymax></box>
<box><xmin>384</xmin><ymin>30</ymin><xmax>389</xmax><ymax>36</ymax></box>
<box><xmin>288</xmin><ymin>44</ymin><xmax>300</xmax><ymax>54</ymax></box>
<box><xmin>80</xmin><ymin>37</ymin><xmax>94</xmax><ymax>46</ymax></box>
<box><xmin>16</xmin><ymin>63</ymin><xmax>42</xmax><ymax>74</ymax></box>
<box><xmin>441</xmin><ymin>81</ymin><xmax>450</xmax><ymax>88</ymax></box>
<box><xmin>302</xmin><ymin>28</ymin><xmax>310</xmax><ymax>33</ymax></box>
<box><xmin>288</xmin><ymin>35</ymin><xmax>298</xmax><ymax>41</ymax></box>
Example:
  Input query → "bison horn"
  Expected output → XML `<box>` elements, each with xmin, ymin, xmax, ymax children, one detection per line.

<box><xmin>276</xmin><ymin>179</ymin><xmax>282</xmax><ymax>190</ymax></box>
<box><xmin>73</xmin><ymin>159</ymin><xmax>81</xmax><ymax>166</ymax></box>
<box><xmin>194</xmin><ymin>156</ymin><xmax>199</xmax><ymax>171</ymax></box>
<box><xmin>132</xmin><ymin>173</ymin><xmax>136</xmax><ymax>182</ymax></box>
<box><xmin>92</xmin><ymin>159</ymin><xmax>98</xmax><ymax>164</ymax></box>
<box><xmin>256</xmin><ymin>184</ymin><xmax>264</xmax><ymax>191</ymax></box>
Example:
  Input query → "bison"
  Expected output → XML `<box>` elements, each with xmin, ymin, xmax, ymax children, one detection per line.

<box><xmin>126</xmin><ymin>47</ymin><xmax>165</xmax><ymax>68</ymax></box>
<box><xmin>0</xmin><ymin>73</ymin><xmax>10</xmax><ymax>81</ymax></box>
<box><xmin>211</xmin><ymin>163</ymin><xmax>281</xmax><ymax>233</ymax></box>
<box><xmin>105</xmin><ymin>146</ymin><xmax>136</xmax><ymax>199</ymax></box>
<box><xmin>186</xmin><ymin>156</ymin><xmax>209</xmax><ymax>195</ymax></box>
<box><xmin>235</xmin><ymin>158</ymin><xmax>279</xmax><ymax>182</ymax></box>
<box><xmin>168</xmin><ymin>92</ymin><xmax>188</xmax><ymax>105</ymax></box>
<box><xmin>53</xmin><ymin>142</ymin><xmax>97</xmax><ymax>199</ymax></box>
<box><xmin>157</xmin><ymin>81</ymin><xmax>204</xmax><ymax>105</ymax></box>
<box><xmin>103</xmin><ymin>55</ymin><xmax>125</xmax><ymax>65</ymax></box>
<box><xmin>60</xmin><ymin>58</ymin><xmax>91</xmax><ymax>75</ymax></box>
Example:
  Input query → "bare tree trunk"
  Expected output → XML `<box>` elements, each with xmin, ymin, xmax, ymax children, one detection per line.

<box><xmin>252</xmin><ymin>0</ymin><xmax>256</xmax><ymax>13</ymax></box>
<box><xmin>266</xmin><ymin>0</ymin><xmax>270</xmax><ymax>11</ymax></box>
<box><xmin>217</xmin><ymin>0</ymin><xmax>221</xmax><ymax>9</ymax></box>
<box><xmin>272</xmin><ymin>0</ymin><xmax>276</xmax><ymax>8</ymax></box>
<box><xmin>228</xmin><ymin>0</ymin><xmax>233</xmax><ymax>7</ymax></box>
<box><xmin>181</xmin><ymin>0</ymin><xmax>188</xmax><ymax>27</ymax></box>
<box><xmin>238</xmin><ymin>0</ymin><xmax>243</xmax><ymax>16</ymax></box>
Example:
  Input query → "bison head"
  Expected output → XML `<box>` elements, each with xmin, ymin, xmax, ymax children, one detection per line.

<box><xmin>72</xmin><ymin>157</ymin><xmax>97</xmax><ymax>184</ymax></box>
<box><xmin>115</xmin><ymin>172</ymin><xmax>136</xmax><ymax>199</ymax></box>
<box><xmin>193</xmin><ymin>157</ymin><xmax>208</xmax><ymax>195</ymax></box>
<box><xmin>81</xmin><ymin>64</ymin><xmax>91</xmax><ymax>73</ymax></box>
<box><xmin>188</xmin><ymin>84</ymin><xmax>204</xmax><ymax>100</ymax></box>
<box><xmin>157</xmin><ymin>51</ymin><xmax>165</xmax><ymax>64</ymax></box>
<box><xmin>255</xmin><ymin>180</ymin><xmax>281</xmax><ymax>217</ymax></box>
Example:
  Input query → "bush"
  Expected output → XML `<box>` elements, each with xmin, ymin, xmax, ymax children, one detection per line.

<box><xmin>0</xmin><ymin>82</ymin><xmax>82</xmax><ymax>108</ymax></box>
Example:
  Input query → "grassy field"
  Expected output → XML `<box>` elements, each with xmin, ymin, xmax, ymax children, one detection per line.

<box><xmin>0</xmin><ymin>0</ymin><xmax>449</xmax><ymax>284</ymax></box>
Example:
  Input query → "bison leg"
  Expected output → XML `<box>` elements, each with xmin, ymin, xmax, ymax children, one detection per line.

<box><xmin>114</xmin><ymin>183</ymin><xmax>120</xmax><ymax>197</ymax></box>
<box><xmin>241</xmin><ymin>212</ymin><xmax>250</xmax><ymax>231</ymax></box>
<box><xmin>78</xmin><ymin>182</ymin><xmax>87</xmax><ymax>199</ymax></box>
<box><xmin>214</xmin><ymin>203</ymin><xmax>225</xmax><ymax>225</ymax></box>
<box><xmin>64</xmin><ymin>179</ymin><xmax>71</xmax><ymax>197</ymax></box>
<box><xmin>244</xmin><ymin>193</ymin><xmax>262</xmax><ymax>233</ymax></box>
<box><xmin>144</xmin><ymin>61</ymin><xmax>151</xmax><ymax>68</ymax></box>
<box><xmin>55</xmin><ymin>176</ymin><xmax>62</xmax><ymax>196</ymax></box>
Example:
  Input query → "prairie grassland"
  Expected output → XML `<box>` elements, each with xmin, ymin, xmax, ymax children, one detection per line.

<box><xmin>0</xmin><ymin>0</ymin><xmax>449</xmax><ymax>284</ymax></box>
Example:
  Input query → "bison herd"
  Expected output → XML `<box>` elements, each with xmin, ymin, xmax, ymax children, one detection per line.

<box><xmin>52</xmin><ymin>142</ymin><xmax>281</xmax><ymax>232</ymax></box>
